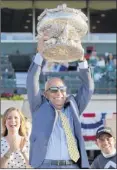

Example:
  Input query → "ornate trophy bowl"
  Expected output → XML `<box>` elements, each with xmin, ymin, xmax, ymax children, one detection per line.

<box><xmin>37</xmin><ymin>4</ymin><xmax>88</xmax><ymax>63</ymax></box>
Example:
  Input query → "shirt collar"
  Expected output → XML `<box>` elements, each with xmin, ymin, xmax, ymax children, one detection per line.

<box><xmin>46</xmin><ymin>97</ymin><xmax>70</xmax><ymax>110</ymax></box>
<box><xmin>102</xmin><ymin>148</ymin><xmax>116</xmax><ymax>158</ymax></box>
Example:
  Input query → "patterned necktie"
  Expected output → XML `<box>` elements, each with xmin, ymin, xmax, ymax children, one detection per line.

<box><xmin>59</xmin><ymin>111</ymin><xmax>80</xmax><ymax>162</ymax></box>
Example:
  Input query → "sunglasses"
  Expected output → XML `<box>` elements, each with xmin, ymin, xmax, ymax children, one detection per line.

<box><xmin>46</xmin><ymin>86</ymin><xmax>67</xmax><ymax>93</ymax></box>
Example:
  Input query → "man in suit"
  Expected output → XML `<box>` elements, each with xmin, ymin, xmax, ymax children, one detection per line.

<box><xmin>27</xmin><ymin>35</ymin><xmax>94</xmax><ymax>168</ymax></box>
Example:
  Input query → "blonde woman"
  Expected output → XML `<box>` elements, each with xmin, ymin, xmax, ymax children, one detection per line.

<box><xmin>0</xmin><ymin>107</ymin><xmax>31</xmax><ymax>168</ymax></box>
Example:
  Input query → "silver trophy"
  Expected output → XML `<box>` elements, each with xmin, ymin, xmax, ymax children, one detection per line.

<box><xmin>37</xmin><ymin>4</ymin><xmax>88</xmax><ymax>63</ymax></box>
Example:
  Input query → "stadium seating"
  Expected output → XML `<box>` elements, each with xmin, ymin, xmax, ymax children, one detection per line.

<box><xmin>0</xmin><ymin>56</ymin><xmax>16</xmax><ymax>94</ymax></box>
<box><xmin>41</xmin><ymin>66</ymin><xmax>116</xmax><ymax>94</ymax></box>
<box><xmin>0</xmin><ymin>53</ymin><xmax>116</xmax><ymax>95</ymax></box>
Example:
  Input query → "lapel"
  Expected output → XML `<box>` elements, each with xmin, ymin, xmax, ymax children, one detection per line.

<box><xmin>67</xmin><ymin>95</ymin><xmax>80</xmax><ymax>121</ymax></box>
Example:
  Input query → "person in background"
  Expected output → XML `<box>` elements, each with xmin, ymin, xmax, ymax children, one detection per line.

<box><xmin>96</xmin><ymin>56</ymin><xmax>105</xmax><ymax>68</ymax></box>
<box><xmin>67</xmin><ymin>61</ymin><xmax>77</xmax><ymax>71</ymax></box>
<box><xmin>89</xmin><ymin>50</ymin><xmax>98</xmax><ymax>67</ymax></box>
<box><xmin>53</xmin><ymin>62</ymin><xmax>69</xmax><ymax>72</ymax></box>
<box><xmin>0</xmin><ymin>107</ymin><xmax>30</xmax><ymax>168</ymax></box>
<box><xmin>106</xmin><ymin>53</ymin><xmax>115</xmax><ymax>71</ymax></box>
<box><xmin>84</xmin><ymin>46</ymin><xmax>94</xmax><ymax>61</ymax></box>
<box><xmin>106</xmin><ymin>53</ymin><xmax>114</xmax><ymax>65</ymax></box>
<box><xmin>90</xmin><ymin>126</ymin><xmax>116</xmax><ymax>169</ymax></box>
<box><xmin>27</xmin><ymin>34</ymin><xmax>94</xmax><ymax>168</ymax></box>
<box><xmin>113</xmin><ymin>58</ymin><xmax>117</xmax><ymax>70</ymax></box>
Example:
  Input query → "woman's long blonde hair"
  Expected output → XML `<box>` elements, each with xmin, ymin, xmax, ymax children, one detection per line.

<box><xmin>2</xmin><ymin>107</ymin><xmax>27</xmax><ymax>137</ymax></box>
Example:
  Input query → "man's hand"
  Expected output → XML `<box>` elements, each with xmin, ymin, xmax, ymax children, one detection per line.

<box><xmin>78</xmin><ymin>56</ymin><xmax>86</xmax><ymax>62</ymax></box>
<box><xmin>37</xmin><ymin>31</ymin><xmax>49</xmax><ymax>55</ymax></box>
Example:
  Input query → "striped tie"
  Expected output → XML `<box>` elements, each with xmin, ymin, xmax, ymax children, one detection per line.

<box><xmin>59</xmin><ymin>111</ymin><xmax>80</xmax><ymax>162</ymax></box>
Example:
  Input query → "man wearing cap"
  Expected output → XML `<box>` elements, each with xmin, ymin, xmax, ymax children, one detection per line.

<box><xmin>90</xmin><ymin>126</ymin><xmax>116</xmax><ymax>169</ymax></box>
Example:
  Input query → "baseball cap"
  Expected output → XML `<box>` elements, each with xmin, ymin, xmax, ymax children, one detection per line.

<box><xmin>96</xmin><ymin>126</ymin><xmax>113</xmax><ymax>139</ymax></box>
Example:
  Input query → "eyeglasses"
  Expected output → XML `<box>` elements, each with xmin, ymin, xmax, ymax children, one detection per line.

<box><xmin>46</xmin><ymin>86</ymin><xmax>67</xmax><ymax>93</ymax></box>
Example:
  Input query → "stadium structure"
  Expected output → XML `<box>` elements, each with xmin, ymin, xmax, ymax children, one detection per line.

<box><xmin>1</xmin><ymin>0</ymin><xmax>116</xmax><ymax>163</ymax></box>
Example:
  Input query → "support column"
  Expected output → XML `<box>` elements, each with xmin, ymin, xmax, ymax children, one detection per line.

<box><xmin>86</xmin><ymin>0</ymin><xmax>90</xmax><ymax>40</ymax></box>
<box><xmin>32</xmin><ymin>3</ymin><xmax>36</xmax><ymax>41</ymax></box>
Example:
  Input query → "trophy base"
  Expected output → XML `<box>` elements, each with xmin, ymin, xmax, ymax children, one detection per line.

<box><xmin>43</xmin><ymin>44</ymin><xmax>84</xmax><ymax>63</ymax></box>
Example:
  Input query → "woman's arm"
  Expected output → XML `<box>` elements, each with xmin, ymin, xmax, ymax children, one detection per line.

<box><xmin>21</xmin><ymin>151</ymin><xmax>32</xmax><ymax>168</ymax></box>
<box><xmin>20</xmin><ymin>137</ymin><xmax>31</xmax><ymax>168</ymax></box>
<box><xmin>0</xmin><ymin>149</ymin><xmax>12</xmax><ymax>168</ymax></box>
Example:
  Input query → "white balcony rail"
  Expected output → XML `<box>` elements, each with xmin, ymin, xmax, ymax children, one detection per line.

<box><xmin>82</xmin><ymin>33</ymin><xmax>116</xmax><ymax>43</ymax></box>
<box><xmin>1</xmin><ymin>33</ymin><xmax>116</xmax><ymax>43</ymax></box>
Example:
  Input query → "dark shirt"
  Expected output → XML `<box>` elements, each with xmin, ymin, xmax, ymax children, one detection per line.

<box><xmin>90</xmin><ymin>153</ymin><xmax>117</xmax><ymax>169</ymax></box>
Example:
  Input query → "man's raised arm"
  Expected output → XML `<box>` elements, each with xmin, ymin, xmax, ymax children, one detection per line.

<box><xmin>27</xmin><ymin>53</ymin><xmax>44</xmax><ymax>114</ymax></box>
<box><xmin>75</xmin><ymin>59</ymin><xmax>94</xmax><ymax>114</ymax></box>
<box><xmin>27</xmin><ymin>34</ymin><xmax>49</xmax><ymax>114</ymax></box>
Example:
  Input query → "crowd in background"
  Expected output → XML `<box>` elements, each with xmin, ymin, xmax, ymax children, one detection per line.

<box><xmin>42</xmin><ymin>47</ymin><xmax>116</xmax><ymax>85</ymax></box>
<box><xmin>0</xmin><ymin>46</ymin><xmax>116</xmax><ymax>96</ymax></box>
<box><xmin>42</xmin><ymin>47</ymin><xmax>116</xmax><ymax>71</ymax></box>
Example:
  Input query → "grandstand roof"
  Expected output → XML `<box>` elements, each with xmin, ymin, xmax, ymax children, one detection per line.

<box><xmin>1</xmin><ymin>0</ymin><xmax>116</xmax><ymax>10</ymax></box>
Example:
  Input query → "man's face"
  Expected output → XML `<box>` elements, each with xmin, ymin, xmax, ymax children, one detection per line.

<box><xmin>44</xmin><ymin>78</ymin><xmax>67</xmax><ymax>110</ymax></box>
<box><xmin>96</xmin><ymin>133</ymin><xmax>115</xmax><ymax>154</ymax></box>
